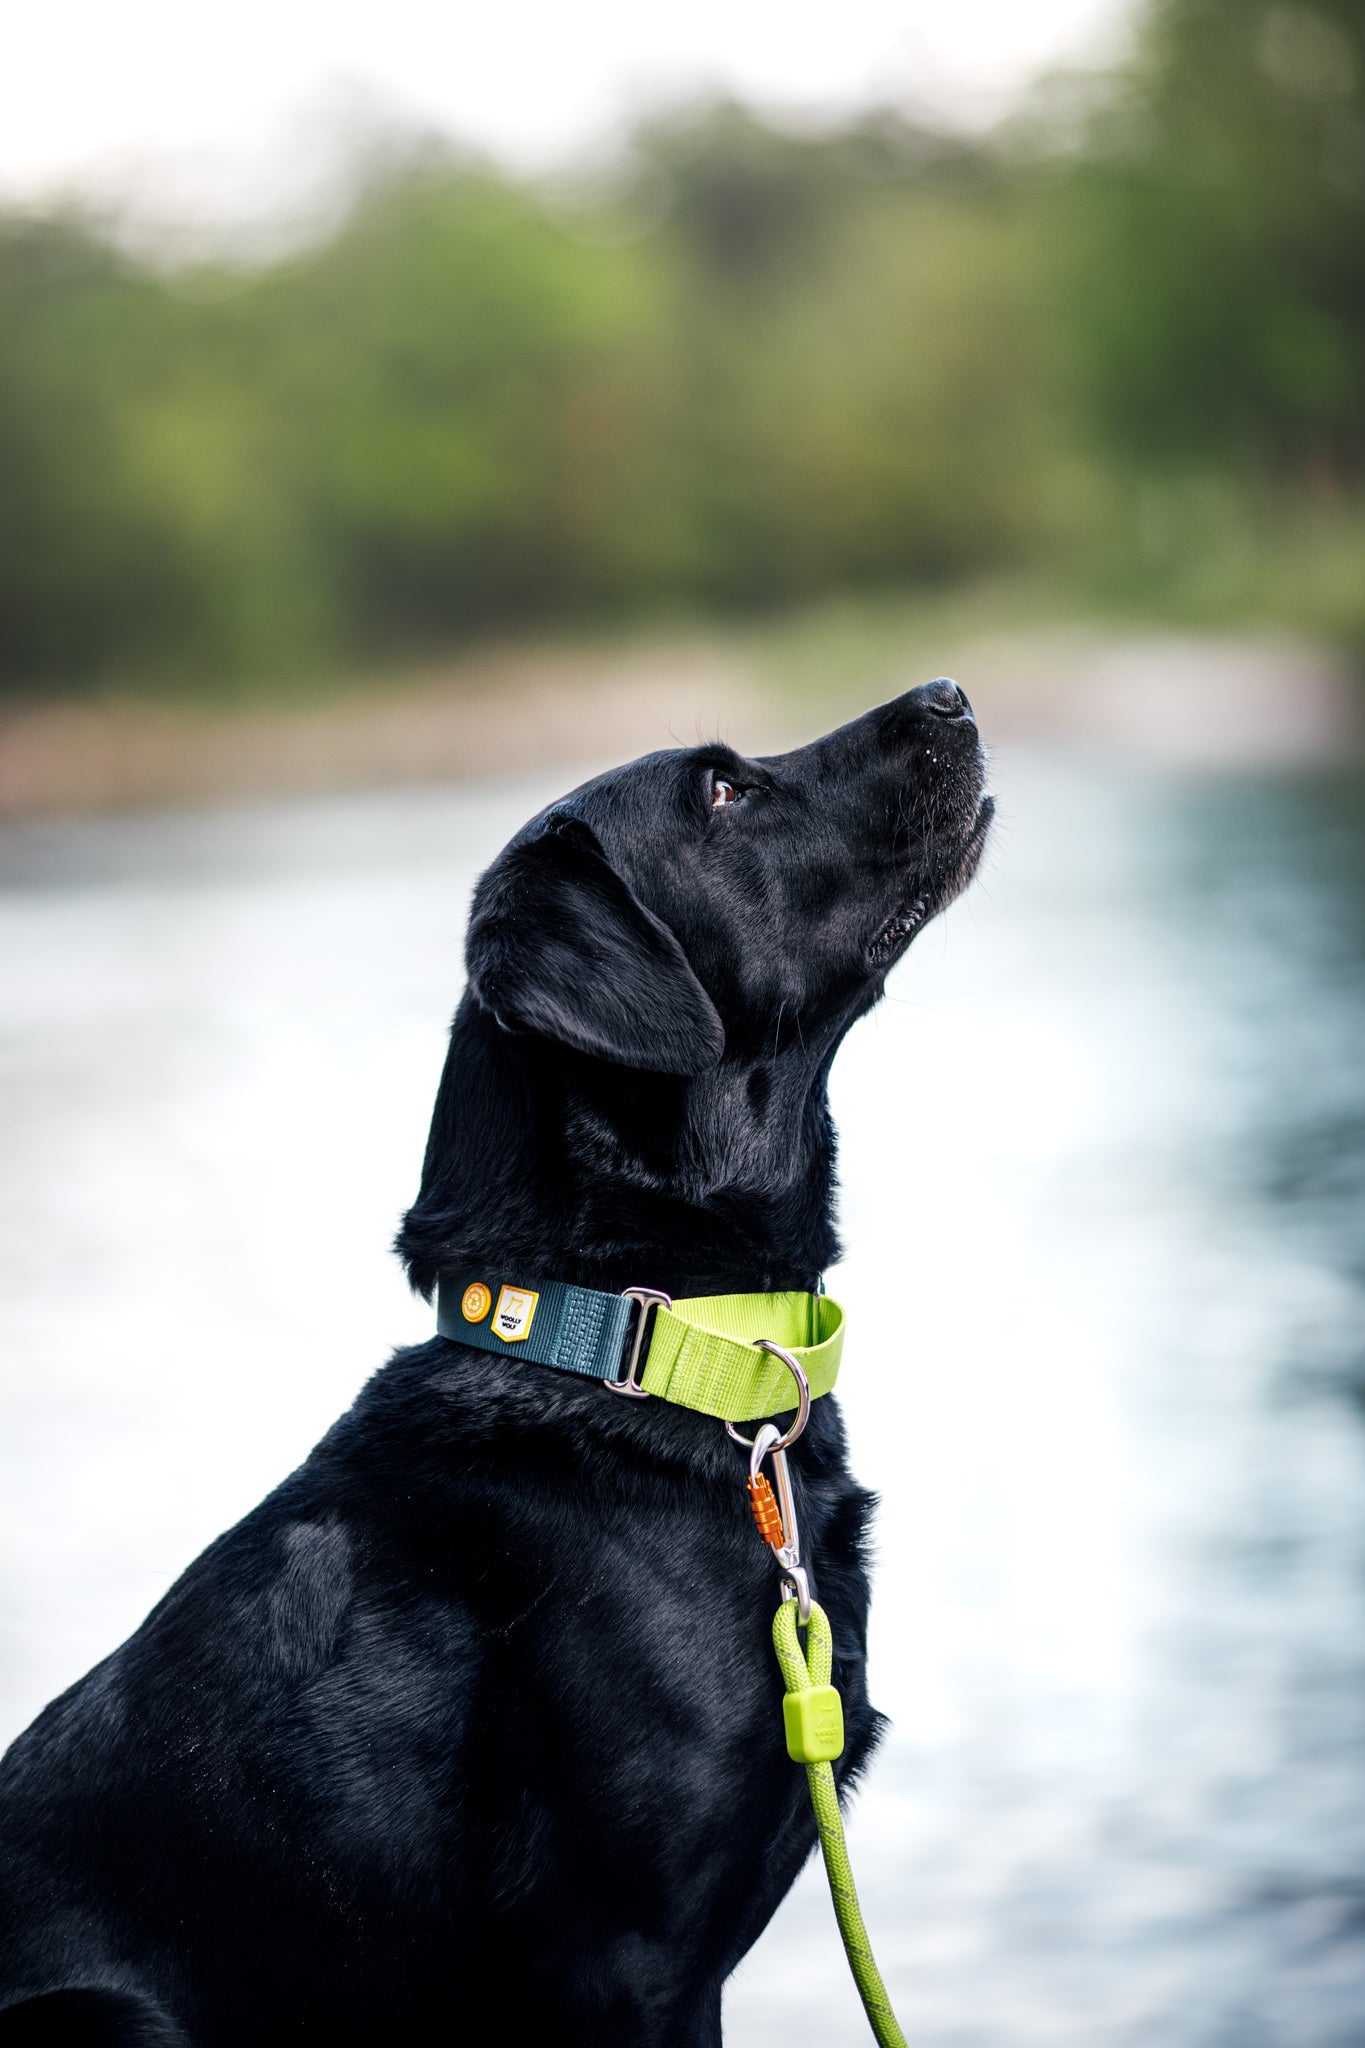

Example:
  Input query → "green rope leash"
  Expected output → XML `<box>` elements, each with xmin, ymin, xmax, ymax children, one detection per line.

<box><xmin>772</xmin><ymin>1599</ymin><xmax>908</xmax><ymax>2048</ymax></box>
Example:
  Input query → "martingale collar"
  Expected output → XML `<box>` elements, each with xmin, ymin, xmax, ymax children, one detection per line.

<box><xmin>436</xmin><ymin>1274</ymin><xmax>844</xmax><ymax>1425</ymax></box>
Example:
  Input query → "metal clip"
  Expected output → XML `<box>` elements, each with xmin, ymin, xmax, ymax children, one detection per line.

<box><xmin>606</xmin><ymin>1287</ymin><xmax>671</xmax><ymax>1399</ymax></box>
<box><xmin>747</xmin><ymin>1421</ymin><xmax>812</xmax><ymax>1623</ymax></box>
<box><xmin>779</xmin><ymin>1566</ymin><xmax>813</xmax><ymax>1626</ymax></box>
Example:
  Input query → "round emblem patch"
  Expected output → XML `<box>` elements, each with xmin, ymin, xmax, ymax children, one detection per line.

<box><xmin>461</xmin><ymin>1282</ymin><xmax>492</xmax><ymax>1323</ymax></box>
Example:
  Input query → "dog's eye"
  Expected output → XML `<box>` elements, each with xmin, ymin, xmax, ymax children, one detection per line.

<box><xmin>711</xmin><ymin>778</ymin><xmax>740</xmax><ymax>809</ymax></box>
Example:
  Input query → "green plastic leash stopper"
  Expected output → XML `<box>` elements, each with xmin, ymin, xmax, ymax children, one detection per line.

<box><xmin>782</xmin><ymin>1680</ymin><xmax>845</xmax><ymax>1763</ymax></box>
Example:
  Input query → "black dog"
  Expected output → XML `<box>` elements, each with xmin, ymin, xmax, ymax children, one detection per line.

<box><xmin>0</xmin><ymin>683</ymin><xmax>991</xmax><ymax>2045</ymax></box>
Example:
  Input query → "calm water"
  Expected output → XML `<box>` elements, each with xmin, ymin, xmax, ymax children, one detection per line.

<box><xmin>1</xmin><ymin>750</ymin><xmax>1364</xmax><ymax>2045</ymax></box>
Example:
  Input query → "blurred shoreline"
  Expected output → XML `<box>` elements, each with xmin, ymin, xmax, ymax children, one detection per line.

<box><xmin>0</xmin><ymin>615</ymin><xmax>1358</xmax><ymax>821</ymax></box>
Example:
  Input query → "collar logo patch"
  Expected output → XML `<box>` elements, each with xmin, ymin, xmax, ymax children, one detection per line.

<box><xmin>492</xmin><ymin>1285</ymin><xmax>539</xmax><ymax>1342</ymax></box>
<box><xmin>460</xmin><ymin>1281</ymin><xmax>491</xmax><ymax>1323</ymax></box>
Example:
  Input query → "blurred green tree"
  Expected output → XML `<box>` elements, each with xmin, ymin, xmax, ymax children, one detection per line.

<box><xmin>1064</xmin><ymin>0</ymin><xmax>1365</xmax><ymax>483</ymax></box>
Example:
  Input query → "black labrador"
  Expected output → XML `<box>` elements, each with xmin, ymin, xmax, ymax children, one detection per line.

<box><xmin>0</xmin><ymin>682</ymin><xmax>991</xmax><ymax>2045</ymax></box>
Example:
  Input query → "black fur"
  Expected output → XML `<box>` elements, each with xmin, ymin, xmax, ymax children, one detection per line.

<box><xmin>0</xmin><ymin>683</ymin><xmax>991</xmax><ymax>2045</ymax></box>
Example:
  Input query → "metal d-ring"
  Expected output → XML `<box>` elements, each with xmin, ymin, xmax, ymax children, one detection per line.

<box><xmin>724</xmin><ymin>1340</ymin><xmax>811</xmax><ymax>1452</ymax></box>
<box><xmin>605</xmin><ymin>1287</ymin><xmax>671</xmax><ymax>1399</ymax></box>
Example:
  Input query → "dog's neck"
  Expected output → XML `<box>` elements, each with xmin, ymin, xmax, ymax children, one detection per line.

<box><xmin>397</xmin><ymin>997</ymin><xmax>843</xmax><ymax>1302</ymax></box>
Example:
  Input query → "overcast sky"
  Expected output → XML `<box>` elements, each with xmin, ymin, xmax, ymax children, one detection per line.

<box><xmin>4</xmin><ymin>0</ymin><xmax>1133</xmax><ymax>232</ymax></box>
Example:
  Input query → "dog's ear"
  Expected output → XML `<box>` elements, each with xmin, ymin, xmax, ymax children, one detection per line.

<box><xmin>466</xmin><ymin>818</ymin><xmax>725</xmax><ymax>1076</ymax></box>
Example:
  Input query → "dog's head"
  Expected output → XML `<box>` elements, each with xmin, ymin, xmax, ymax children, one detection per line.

<box><xmin>400</xmin><ymin>682</ymin><xmax>991</xmax><ymax>1297</ymax></box>
<box><xmin>466</xmin><ymin>680</ymin><xmax>992</xmax><ymax>1076</ymax></box>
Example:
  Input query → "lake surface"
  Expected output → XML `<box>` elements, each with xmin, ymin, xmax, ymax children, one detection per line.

<box><xmin>2</xmin><ymin>747</ymin><xmax>1364</xmax><ymax>2045</ymax></box>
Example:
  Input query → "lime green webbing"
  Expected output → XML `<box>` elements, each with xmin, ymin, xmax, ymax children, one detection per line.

<box><xmin>772</xmin><ymin>1601</ymin><xmax>909</xmax><ymax>2048</ymax></box>
<box><xmin>639</xmin><ymin>1291</ymin><xmax>844</xmax><ymax>1421</ymax></box>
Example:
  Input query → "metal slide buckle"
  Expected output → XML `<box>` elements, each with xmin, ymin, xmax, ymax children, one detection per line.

<box><xmin>724</xmin><ymin>1340</ymin><xmax>811</xmax><ymax>1452</ymax></box>
<box><xmin>606</xmin><ymin>1287</ymin><xmax>672</xmax><ymax>1399</ymax></box>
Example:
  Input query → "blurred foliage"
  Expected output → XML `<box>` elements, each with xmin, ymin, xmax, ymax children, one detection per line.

<box><xmin>1</xmin><ymin>0</ymin><xmax>1363</xmax><ymax>696</ymax></box>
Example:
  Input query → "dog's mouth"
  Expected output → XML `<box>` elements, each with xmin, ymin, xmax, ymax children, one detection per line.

<box><xmin>867</xmin><ymin>792</ymin><xmax>995</xmax><ymax>968</ymax></box>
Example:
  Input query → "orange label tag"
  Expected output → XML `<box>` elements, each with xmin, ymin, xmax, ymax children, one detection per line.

<box><xmin>461</xmin><ymin>1282</ymin><xmax>492</xmax><ymax>1323</ymax></box>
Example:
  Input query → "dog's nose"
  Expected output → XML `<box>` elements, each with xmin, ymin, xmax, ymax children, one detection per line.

<box><xmin>911</xmin><ymin>677</ymin><xmax>974</xmax><ymax>723</ymax></box>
